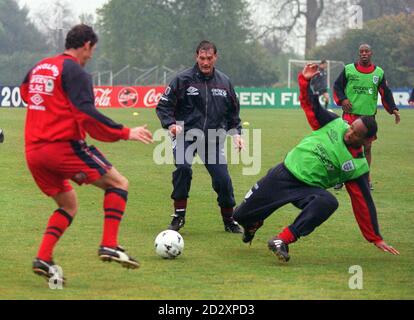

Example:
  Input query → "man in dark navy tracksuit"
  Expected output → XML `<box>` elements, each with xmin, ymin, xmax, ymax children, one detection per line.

<box><xmin>156</xmin><ymin>40</ymin><xmax>244</xmax><ymax>233</ymax></box>
<box><xmin>310</xmin><ymin>59</ymin><xmax>330</xmax><ymax>109</ymax></box>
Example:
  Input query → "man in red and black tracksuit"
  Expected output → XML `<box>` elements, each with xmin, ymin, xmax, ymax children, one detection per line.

<box><xmin>333</xmin><ymin>44</ymin><xmax>400</xmax><ymax>190</ymax></box>
<box><xmin>20</xmin><ymin>24</ymin><xmax>153</xmax><ymax>284</ymax></box>
<box><xmin>233</xmin><ymin>64</ymin><xmax>399</xmax><ymax>263</ymax></box>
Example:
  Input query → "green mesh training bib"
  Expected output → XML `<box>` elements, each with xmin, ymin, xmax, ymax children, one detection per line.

<box><xmin>284</xmin><ymin>118</ymin><xmax>369</xmax><ymax>188</ymax></box>
<box><xmin>344</xmin><ymin>63</ymin><xmax>384</xmax><ymax>116</ymax></box>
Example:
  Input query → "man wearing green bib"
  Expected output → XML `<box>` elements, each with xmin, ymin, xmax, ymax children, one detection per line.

<box><xmin>233</xmin><ymin>64</ymin><xmax>399</xmax><ymax>263</ymax></box>
<box><xmin>333</xmin><ymin>44</ymin><xmax>400</xmax><ymax>190</ymax></box>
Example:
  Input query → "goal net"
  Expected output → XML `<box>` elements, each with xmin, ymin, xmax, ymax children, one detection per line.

<box><xmin>288</xmin><ymin>59</ymin><xmax>345</xmax><ymax>89</ymax></box>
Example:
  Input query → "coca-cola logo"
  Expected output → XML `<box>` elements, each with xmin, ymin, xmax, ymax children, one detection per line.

<box><xmin>118</xmin><ymin>87</ymin><xmax>139</xmax><ymax>108</ymax></box>
<box><xmin>94</xmin><ymin>88</ymin><xmax>113</xmax><ymax>108</ymax></box>
<box><xmin>144</xmin><ymin>88</ymin><xmax>162</xmax><ymax>107</ymax></box>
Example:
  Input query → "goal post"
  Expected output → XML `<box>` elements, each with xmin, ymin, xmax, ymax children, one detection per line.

<box><xmin>288</xmin><ymin>59</ymin><xmax>345</xmax><ymax>89</ymax></box>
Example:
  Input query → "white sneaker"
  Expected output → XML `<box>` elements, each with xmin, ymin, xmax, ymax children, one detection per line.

<box><xmin>98</xmin><ymin>246</ymin><xmax>140</xmax><ymax>269</ymax></box>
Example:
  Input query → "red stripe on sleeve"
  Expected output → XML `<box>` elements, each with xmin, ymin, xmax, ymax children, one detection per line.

<box><xmin>298</xmin><ymin>73</ymin><xmax>321</xmax><ymax>130</ymax></box>
<box><xmin>345</xmin><ymin>180</ymin><xmax>382</xmax><ymax>243</ymax></box>
<box><xmin>333</xmin><ymin>90</ymin><xmax>342</xmax><ymax>106</ymax></box>
<box><xmin>379</xmin><ymin>86</ymin><xmax>392</xmax><ymax>114</ymax></box>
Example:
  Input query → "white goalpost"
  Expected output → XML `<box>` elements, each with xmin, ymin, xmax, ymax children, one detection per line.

<box><xmin>288</xmin><ymin>59</ymin><xmax>345</xmax><ymax>89</ymax></box>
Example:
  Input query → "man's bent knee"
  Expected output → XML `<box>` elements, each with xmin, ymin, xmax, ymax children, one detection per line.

<box><xmin>323</xmin><ymin>193</ymin><xmax>339</xmax><ymax>213</ymax></box>
<box><xmin>112</xmin><ymin>175</ymin><xmax>129</xmax><ymax>191</ymax></box>
<box><xmin>61</xmin><ymin>205</ymin><xmax>78</xmax><ymax>217</ymax></box>
<box><xmin>53</xmin><ymin>191</ymin><xmax>78</xmax><ymax>217</ymax></box>
<box><xmin>94</xmin><ymin>168</ymin><xmax>129</xmax><ymax>191</ymax></box>
<box><xmin>233</xmin><ymin>205</ymin><xmax>250</xmax><ymax>224</ymax></box>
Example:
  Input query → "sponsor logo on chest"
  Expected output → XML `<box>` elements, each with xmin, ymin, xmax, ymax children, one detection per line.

<box><xmin>187</xmin><ymin>86</ymin><xmax>199</xmax><ymax>96</ymax></box>
<box><xmin>32</xmin><ymin>63</ymin><xmax>60</xmax><ymax>77</ymax></box>
<box><xmin>211</xmin><ymin>88</ymin><xmax>227</xmax><ymax>97</ymax></box>
<box><xmin>327</xmin><ymin>129</ymin><xmax>339</xmax><ymax>144</ymax></box>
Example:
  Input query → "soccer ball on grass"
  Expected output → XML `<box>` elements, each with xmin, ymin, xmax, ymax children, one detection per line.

<box><xmin>154</xmin><ymin>230</ymin><xmax>184</xmax><ymax>259</ymax></box>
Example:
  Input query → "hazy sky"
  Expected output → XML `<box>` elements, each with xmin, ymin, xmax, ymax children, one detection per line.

<box><xmin>18</xmin><ymin>0</ymin><xmax>109</xmax><ymax>17</ymax></box>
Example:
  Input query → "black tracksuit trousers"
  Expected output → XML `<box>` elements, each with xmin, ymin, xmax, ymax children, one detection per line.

<box><xmin>171</xmin><ymin>136</ymin><xmax>236</xmax><ymax>209</ymax></box>
<box><xmin>233</xmin><ymin>163</ymin><xmax>339</xmax><ymax>239</ymax></box>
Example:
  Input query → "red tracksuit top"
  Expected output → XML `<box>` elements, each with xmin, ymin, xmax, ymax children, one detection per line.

<box><xmin>20</xmin><ymin>54</ymin><xmax>130</xmax><ymax>151</ymax></box>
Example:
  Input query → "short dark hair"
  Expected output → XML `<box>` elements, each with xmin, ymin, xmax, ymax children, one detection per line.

<box><xmin>360</xmin><ymin>116</ymin><xmax>378</xmax><ymax>138</ymax></box>
<box><xmin>320</xmin><ymin>59</ymin><xmax>327</xmax><ymax>64</ymax></box>
<box><xmin>359</xmin><ymin>43</ymin><xmax>372</xmax><ymax>51</ymax></box>
<box><xmin>65</xmin><ymin>24</ymin><xmax>98</xmax><ymax>50</ymax></box>
<box><xmin>196</xmin><ymin>40</ymin><xmax>217</xmax><ymax>54</ymax></box>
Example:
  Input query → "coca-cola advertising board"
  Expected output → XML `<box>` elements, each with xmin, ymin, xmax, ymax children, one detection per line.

<box><xmin>94</xmin><ymin>86</ymin><xmax>165</xmax><ymax>108</ymax></box>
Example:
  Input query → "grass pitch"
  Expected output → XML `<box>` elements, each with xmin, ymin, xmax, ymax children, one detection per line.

<box><xmin>0</xmin><ymin>108</ymin><xmax>413</xmax><ymax>300</ymax></box>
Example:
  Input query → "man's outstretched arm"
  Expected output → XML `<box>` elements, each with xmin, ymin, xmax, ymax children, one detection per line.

<box><xmin>378</xmin><ymin>74</ymin><xmax>400</xmax><ymax>124</ymax></box>
<box><xmin>345</xmin><ymin>174</ymin><xmax>399</xmax><ymax>255</ymax></box>
<box><xmin>298</xmin><ymin>64</ymin><xmax>338</xmax><ymax>130</ymax></box>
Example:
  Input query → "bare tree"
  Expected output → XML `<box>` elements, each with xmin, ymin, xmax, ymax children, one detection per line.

<box><xmin>251</xmin><ymin>0</ymin><xmax>413</xmax><ymax>57</ymax></box>
<box><xmin>357</xmin><ymin>0</ymin><xmax>414</xmax><ymax>21</ymax></box>
<box><xmin>304</xmin><ymin>0</ymin><xmax>324</xmax><ymax>56</ymax></box>
<box><xmin>79</xmin><ymin>13</ymin><xmax>96</xmax><ymax>27</ymax></box>
<box><xmin>251</xmin><ymin>0</ymin><xmax>370</xmax><ymax>57</ymax></box>
<box><xmin>252</xmin><ymin>0</ymin><xmax>330</xmax><ymax>56</ymax></box>
<box><xmin>31</xmin><ymin>0</ymin><xmax>77</xmax><ymax>52</ymax></box>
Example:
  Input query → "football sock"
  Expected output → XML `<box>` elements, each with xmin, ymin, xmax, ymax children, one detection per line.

<box><xmin>277</xmin><ymin>227</ymin><xmax>297</xmax><ymax>245</ymax></box>
<box><xmin>220</xmin><ymin>207</ymin><xmax>234</xmax><ymax>224</ymax></box>
<box><xmin>37</xmin><ymin>209</ymin><xmax>73</xmax><ymax>262</ymax></box>
<box><xmin>174</xmin><ymin>199</ymin><xmax>187</xmax><ymax>217</ymax></box>
<box><xmin>101</xmin><ymin>188</ymin><xmax>128</xmax><ymax>248</ymax></box>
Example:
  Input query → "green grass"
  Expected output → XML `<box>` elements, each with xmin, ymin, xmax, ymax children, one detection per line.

<box><xmin>0</xmin><ymin>108</ymin><xmax>413</xmax><ymax>300</ymax></box>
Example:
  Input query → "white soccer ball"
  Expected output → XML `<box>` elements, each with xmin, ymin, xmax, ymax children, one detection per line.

<box><xmin>154</xmin><ymin>230</ymin><xmax>184</xmax><ymax>259</ymax></box>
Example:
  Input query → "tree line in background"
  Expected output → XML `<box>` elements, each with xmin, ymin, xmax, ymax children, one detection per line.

<box><xmin>0</xmin><ymin>0</ymin><xmax>413</xmax><ymax>87</ymax></box>
<box><xmin>0</xmin><ymin>0</ymin><xmax>49</xmax><ymax>86</ymax></box>
<box><xmin>309</xmin><ymin>13</ymin><xmax>414</xmax><ymax>87</ymax></box>
<box><xmin>96</xmin><ymin>0</ymin><xmax>277</xmax><ymax>86</ymax></box>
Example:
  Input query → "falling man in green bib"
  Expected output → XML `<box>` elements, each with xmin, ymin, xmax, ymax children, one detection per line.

<box><xmin>333</xmin><ymin>44</ymin><xmax>400</xmax><ymax>191</ymax></box>
<box><xmin>233</xmin><ymin>64</ymin><xmax>400</xmax><ymax>263</ymax></box>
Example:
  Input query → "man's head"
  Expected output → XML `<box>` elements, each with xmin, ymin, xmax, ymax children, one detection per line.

<box><xmin>195</xmin><ymin>40</ymin><xmax>217</xmax><ymax>76</ymax></box>
<box><xmin>344</xmin><ymin>116</ymin><xmax>377</xmax><ymax>148</ymax></box>
<box><xmin>358</xmin><ymin>44</ymin><xmax>373</xmax><ymax>66</ymax></box>
<box><xmin>65</xmin><ymin>24</ymin><xmax>98</xmax><ymax>66</ymax></box>
<box><xmin>319</xmin><ymin>59</ymin><xmax>328</xmax><ymax>70</ymax></box>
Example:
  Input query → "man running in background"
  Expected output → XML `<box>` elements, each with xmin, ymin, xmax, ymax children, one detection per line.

<box><xmin>333</xmin><ymin>44</ymin><xmax>400</xmax><ymax>190</ymax></box>
<box><xmin>311</xmin><ymin>59</ymin><xmax>330</xmax><ymax>109</ymax></box>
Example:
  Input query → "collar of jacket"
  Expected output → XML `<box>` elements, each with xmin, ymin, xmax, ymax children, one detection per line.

<box><xmin>355</xmin><ymin>62</ymin><xmax>376</xmax><ymax>74</ymax></box>
<box><xmin>193</xmin><ymin>64</ymin><xmax>215</xmax><ymax>81</ymax></box>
